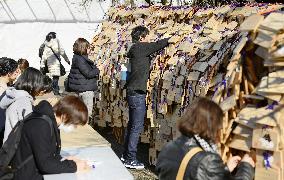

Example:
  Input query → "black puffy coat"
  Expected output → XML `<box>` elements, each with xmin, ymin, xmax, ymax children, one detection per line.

<box><xmin>11</xmin><ymin>100</ymin><xmax>77</xmax><ymax>180</ymax></box>
<box><xmin>68</xmin><ymin>54</ymin><xmax>99</xmax><ymax>92</ymax></box>
<box><xmin>156</xmin><ymin>135</ymin><xmax>254</xmax><ymax>180</ymax></box>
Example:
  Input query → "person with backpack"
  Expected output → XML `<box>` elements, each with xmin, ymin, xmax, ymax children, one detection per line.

<box><xmin>156</xmin><ymin>98</ymin><xmax>255</xmax><ymax>180</ymax></box>
<box><xmin>0</xmin><ymin>57</ymin><xmax>20</xmax><ymax>146</ymax></box>
<box><xmin>68</xmin><ymin>38</ymin><xmax>100</xmax><ymax>122</ymax></box>
<box><xmin>0</xmin><ymin>67</ymin><xmax>52</xmax><ymax>143</ymax></box>
<box><xmin>1</xmin><ymin>95</ymin><xmax>90</xmax><ymax>180</ymax></box>
<box><xmin>40</xmin><ymin>32</ymin><xmax>70</xmax><ymax>95</ymax></box>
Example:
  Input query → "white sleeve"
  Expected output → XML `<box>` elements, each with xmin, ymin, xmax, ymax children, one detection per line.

<box><xmin>57</xmin><ymin>40</ymin><xmax>69</xmax><ymax>62</ymax></box>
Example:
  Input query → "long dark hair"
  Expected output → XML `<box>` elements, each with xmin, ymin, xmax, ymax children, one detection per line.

<box><xmin>0</xmin><ymin>57</ymin><xmax>18</xmax><ymax>76</ymax></box>
<box><xmin>14</xmin><ymin>67</ymin><xmax>52</xmax><ymax>97</ymax></box>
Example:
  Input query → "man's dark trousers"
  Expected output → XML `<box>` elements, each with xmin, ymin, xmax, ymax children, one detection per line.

<box><xmin>123</xmin><ymin>93</ymin><xmax>146</xmax><ymax>161</ymax></box>
<box><xmin>52</xmin><ymin>76</ymin><xmax>60</xmax><ymax>94</ymax></box>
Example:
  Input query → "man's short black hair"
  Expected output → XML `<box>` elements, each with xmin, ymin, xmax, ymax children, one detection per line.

<box><xmin>0</xmin><ymin>57</ymin><xmax>18</xmax><ymax>76</ymax></box>
<box><xmin>131</xmin><ymin>26</ymin><xmax>149</xmax><ymax>43</ymax></box>
<box><xmin>15</xmin><ymin>67</ymin><xmax>51</xmax><ymax>97</ymax></box>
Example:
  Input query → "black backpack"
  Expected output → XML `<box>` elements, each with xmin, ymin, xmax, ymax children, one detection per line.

<box><xmin>0</xmin><ymin>112</ymin><xmax>53</xmax><ymax>180</ymax></box>
<box><xmin>39</xmin><ymin>43</ymin><xmax>45</xmax><ymax>59</ymax></box>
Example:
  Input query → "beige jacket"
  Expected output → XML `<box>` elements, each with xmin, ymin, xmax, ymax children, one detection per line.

<box><xmin>41</xmin><ymin>38</ymin><xmax>69</xmax><ymax>77</ymax></box>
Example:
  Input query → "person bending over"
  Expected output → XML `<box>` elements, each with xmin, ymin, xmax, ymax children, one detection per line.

<box><xmin>11</xmin><ymin>95</ymin><xmax>90</xmax><ymax>180</ymax></box>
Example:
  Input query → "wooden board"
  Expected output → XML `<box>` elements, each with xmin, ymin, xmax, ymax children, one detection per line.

<box><xmin>254</xmin><ymin>30</ymin><xmax>276</xmax><ymax>49</ymax></box>
<box><xmin>252</xmin><ymin>127</ymin><xmax>279</xmax><ymax>151</ymax></box>
<box><xmin>264</xmin><ymin>61</ymin><xmax>284</xmax><ymax>66</ymax></box>
<box><xmin>233</xmin><ymin>124</ymin><xmax>253</xmax><ymax>138</ymax></box>
<box><xmin>228</xmin><ymin>135</ymin><xmax>252</xmax><ymax>152</ymax></box>
<box><xmin>255</xmin><ymin>167</ymin><xmax>281</xmax><ymax>180</ymax></box>
<box><xmin>256</xmin><ymin>150</ymin><xmax>283</xmax><ymax>169</ymax></box>
<box><xmin>220</xmin><ymin>95</ymin><xmax>237</xmax><ymax>112</ymax></box>
<box><xmin>256</xmin><ymin>76</ymin><xmax>284</xmax><ymax>94</ymax></box>
<box><xmin>259</xmin><ymin>13</ymin><xmax>284</xmax><ymax>33</ymax></box>
<box><xmin>240</xmin><ymin>14</ymin><xmax>264</xmax><ymax>32</ymax></box>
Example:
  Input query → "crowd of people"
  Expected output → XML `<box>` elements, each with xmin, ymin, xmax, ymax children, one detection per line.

<box><xmin>0</xmin><ymin>28</ymin><xmax>255</xmax><ymax>180</ymax></box>
<box><xmin>0</xmin><ymin>32</ymin><xmax>100</xmax><ymax>180</ymax></box>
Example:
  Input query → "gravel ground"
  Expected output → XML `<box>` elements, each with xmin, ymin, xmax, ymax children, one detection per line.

<box><xmin>94</xmin><ymin>126</ymin><xmax>158</xmax><ymax>180</ymax></box>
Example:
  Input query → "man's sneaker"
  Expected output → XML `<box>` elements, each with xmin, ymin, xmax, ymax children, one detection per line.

<box><xmin>120</xmin><ymin>156</ymin><xmax>125</xmax><ymax>163</ymax></box>
<box><xmin>123</xmin><ymin>160</ymin><xmax>144</xmax><ymax>169</ymax></box>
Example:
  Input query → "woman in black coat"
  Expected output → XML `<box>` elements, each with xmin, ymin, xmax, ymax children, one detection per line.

<box><xmin>156</xmin><ymin>98</ymin><xmax>255</xmax><ymax>180</ymax></box>
<box><xmin>11</xmin><ymin>96</ymin><xmax>89</xmax><ymax>180</ymax></box>
<box><xmin>68</xmin><ymin>38</ymin><xmax>100</xmax><ymax>120</ymax></box>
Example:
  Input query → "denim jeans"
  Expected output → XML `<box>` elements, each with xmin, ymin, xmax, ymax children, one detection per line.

<box><xmin>52</xmin><ymin>76</ymin><xmax>60</xmax><ymax>94</ymax></box>
<box><xmin>123</xmin><ymin>93</ymin><xmax>146</xmax><ymax>161</ymax></box>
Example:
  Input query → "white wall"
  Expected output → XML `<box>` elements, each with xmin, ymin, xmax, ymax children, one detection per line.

<box><xmin>0</xmin><ymin>0</ymin><xmax>111</xmax><ymax>69</ymax></box>
<box><xmin>0</xmin><ymin>22</ymin><xmax>100</xmax><ymax>69</ymax></box>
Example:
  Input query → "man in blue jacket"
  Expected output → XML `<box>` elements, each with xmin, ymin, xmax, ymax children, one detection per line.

<box><xmin>123</xmin><ymin>26</ymin><xmax>170</xmax><ymax>169</ymax></box>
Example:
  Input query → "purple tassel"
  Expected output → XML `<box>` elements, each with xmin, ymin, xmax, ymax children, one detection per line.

<box><xmin>221</xmin><ymin>79</ymin><xmax>227</xmax><ymax>89</ymax></box>
<box><xmin>263</xmin><ymin>151</ymin><xmax>272</xmax><ymax>169</ymax></box>
<box><xmin>266</xmin><ymin>101</ymin><xmax>278</xmax><ymax>110</ymax></box>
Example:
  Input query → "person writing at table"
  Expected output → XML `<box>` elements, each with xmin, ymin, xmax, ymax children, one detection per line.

<box><xmin>11</xmin><ymin>96</ymin><xmax>90</xmax><ymax>180</ymax></box>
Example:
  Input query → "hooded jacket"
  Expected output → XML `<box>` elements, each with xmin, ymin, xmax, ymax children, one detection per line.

<box><xmin>11</xmin><ymin>100</ymin><xmax>77</xmax><ymax>180</ymax></box>
<box><xmin>0</xmin><ymin>87</ymin><xmax>33</xmax><ymax>143</ymax></box>
<box><xmin>40</xmin><ymin>38</ymin><xmax>69</xmax><ymax>77</ymax></box>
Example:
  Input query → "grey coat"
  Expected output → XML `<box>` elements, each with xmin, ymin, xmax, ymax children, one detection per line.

<box><xmin>0</xmin><ymin>87</ymin><xmax>33</xmax><ymax>143</ymax></box>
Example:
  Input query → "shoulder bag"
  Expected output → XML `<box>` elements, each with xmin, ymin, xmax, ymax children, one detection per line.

<box><xmin>49</xmin><ymin>47</ymin><xmax>66</xmax><ymax>76</ymax></box>
<box><xmin>176</xmin><ymin>147</ymin><xmax>203</xmax><ymax>180</ymax></box>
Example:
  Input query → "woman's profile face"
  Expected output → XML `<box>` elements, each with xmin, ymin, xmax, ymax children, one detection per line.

<box><xmin>87</xmin><ymin>46</ymin><xmax>91</xmax><ymax>55</ymax></box>
<box><xmin>9</xmin><ymin>68</ymin><xmax>21</xmax><ymax>83</ymax></box>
